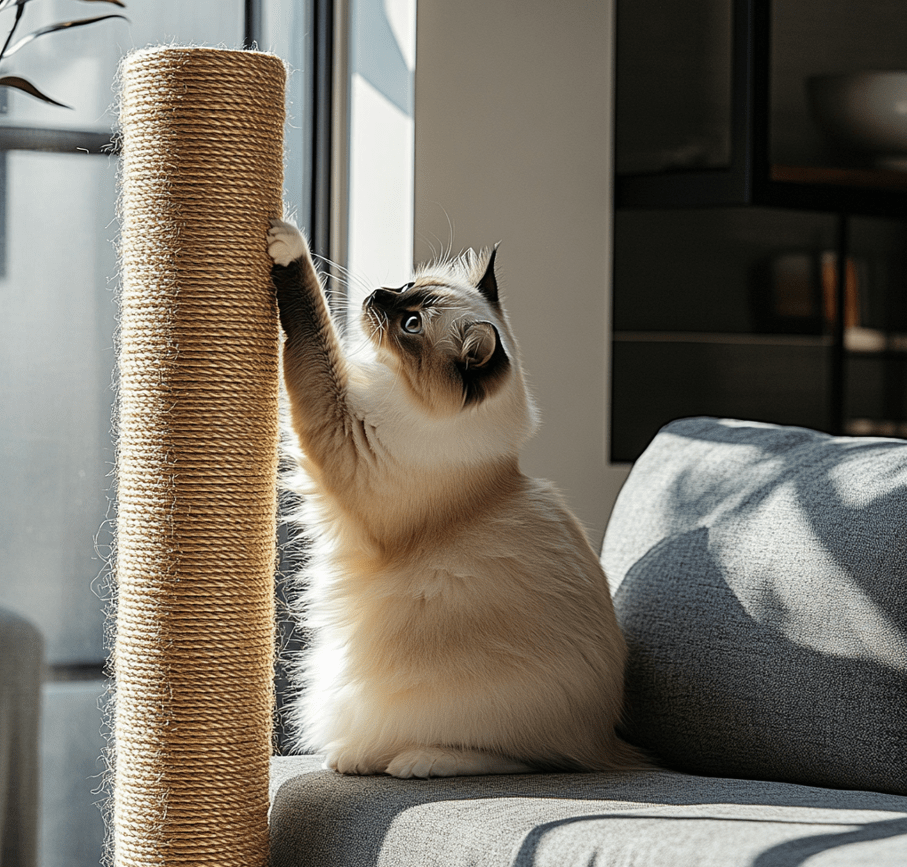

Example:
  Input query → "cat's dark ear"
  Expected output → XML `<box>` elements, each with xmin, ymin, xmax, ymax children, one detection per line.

<box><xmin>476</xmin><ymin>245</ymin><xmax>500</xmax><ymax>308</ymax></box>
<box><xmin>457</xmin><ymin>320</ymin><xmax>511</xmax><ymax>406</ymax></box>
<box><xmin>460</xmin><ymin>321</ymin><xmax>499</xmax><ymax>369</ymax></box>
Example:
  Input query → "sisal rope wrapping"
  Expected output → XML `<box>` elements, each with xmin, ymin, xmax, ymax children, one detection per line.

<box><xmin>114</xmin><ymin>47</ymin><xmax>285</xmax><ymax>866</ymax></box>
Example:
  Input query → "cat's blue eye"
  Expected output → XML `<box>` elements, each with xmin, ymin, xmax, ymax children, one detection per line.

<box><xmin>402</xmin><ymin>313</ymin><xmax>423</xmax><ymax>334</ymax></box>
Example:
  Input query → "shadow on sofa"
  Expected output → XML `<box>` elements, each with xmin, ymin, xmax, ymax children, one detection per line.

<box><xmin>616</xmin><ymin>527</ymin><xmax>905</xmax><ymax>795</ymax></box>
<box><xmin>270</xmin><ymin>757</ymin><xmax>907</xmax><ymax>866</ymax></box>
<box><xmin>270</xmin><ymin>418</ymin><xmax>907</xmax><ymax>867</ymax></box>
<box><xmin>516</xmin><ymin>811</ymin><xmax>907</xmax><ymax>867</ymax></box>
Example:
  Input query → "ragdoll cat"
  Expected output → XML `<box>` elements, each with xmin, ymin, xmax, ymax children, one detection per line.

<box><xmin>267</xmin><ymin>218</ymin><xmax>646</xmax><ymax>778</ymax></box>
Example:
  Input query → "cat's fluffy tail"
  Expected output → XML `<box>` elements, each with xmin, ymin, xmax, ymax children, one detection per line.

<box><xmin>600</xmin><ymin>735</ymin><xmax>659</xmax><ymax>772</ymax></box>
<box><xmin>526</xmin><ymin>734</ymin><xmax>658</xmax><ymax>774</ymax></box>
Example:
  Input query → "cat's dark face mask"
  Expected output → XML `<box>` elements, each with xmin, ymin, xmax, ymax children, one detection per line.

<box><xmin>362</xmin><ymin>278</ymin><xmax>512</xmax><ymax>414</ymax></box>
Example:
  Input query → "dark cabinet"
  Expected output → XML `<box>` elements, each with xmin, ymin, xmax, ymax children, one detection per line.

<box><xmin>612</xmin><ymin>0</ymin><xmax>907</xmax><ymax>461</ymax></box>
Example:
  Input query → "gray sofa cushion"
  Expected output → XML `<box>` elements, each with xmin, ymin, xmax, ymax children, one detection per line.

<box><xmin>270</xmin><ymin>755</ymin><xmax>907</xmax><ymax>866</ymax></box>
<box><xmin>602</xmin><ymin>417</ymin><xmax>907</xmax><ymax>795</ymax></box>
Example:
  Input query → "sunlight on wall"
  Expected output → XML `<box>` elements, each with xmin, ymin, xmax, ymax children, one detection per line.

<box><xmin>346</xmin><ymin>0</ymin><xmax>416</xmax><ymax>297</ymax></box>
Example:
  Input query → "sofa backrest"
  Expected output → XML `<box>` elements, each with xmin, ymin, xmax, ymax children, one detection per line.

<box><xmin>602</xmin><ymin>417</ymin><xmax>907</xmax><ymax>795</ymax></box>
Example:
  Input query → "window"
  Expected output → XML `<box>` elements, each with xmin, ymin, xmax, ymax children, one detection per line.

<box><xmin>0</xmin><ymin>3</ymin><xmax>320</xmax><ymax>865</ymax></box>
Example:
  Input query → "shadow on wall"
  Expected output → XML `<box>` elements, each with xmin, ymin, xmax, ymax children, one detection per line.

<box><xmin>353</xmin><ymin>0</ymin><xmax>414</xmax><ymax>116</ymax></box>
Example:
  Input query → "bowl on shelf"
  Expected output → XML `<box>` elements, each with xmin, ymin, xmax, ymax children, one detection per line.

<box><xmin>807</xmin><ymin>71</ymin><xmax>907</xmax><ymax>170</ymax></box>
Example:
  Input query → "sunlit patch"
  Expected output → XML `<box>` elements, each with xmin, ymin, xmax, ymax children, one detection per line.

<box><xmin>715</xmin><ymin>483</ymin><xmax>907</xmax><ymax>671</ymax></box>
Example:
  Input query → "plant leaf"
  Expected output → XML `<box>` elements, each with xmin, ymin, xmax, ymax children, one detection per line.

<box><xmin>0</xmin><ymin>1</ymin><xmax>29</xmax><ymax>13</ymax></box>
<box><xmin>0</xmin><ymin>74</ymin><xmax>71</xmax><ymax>108</ymax></box>
<box><xmin>4</xmin><ymin>14</ymin><xmax>128</xmax><ymax>59</ymax></box>
<box><xmin>0</xmin><ymin>1</ymin><xmax>126</xmax><ymax>16</ymax></box>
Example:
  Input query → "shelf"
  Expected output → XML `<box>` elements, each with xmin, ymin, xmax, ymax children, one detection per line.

<box><xmin>611</xmin><ymin>336</ymin><xmax>831</xmax><ymax>461</ymax></box>
<box><xmin>771</xmin><ymin>165</ymin><xmax>907</xmax><ymax>192</ymax></box>
<box><xmin>613</xmin><ymin>331</ymin><xmax>830</xmax><ymax>347</ymax></box>
<box><xmin>614</xmin><ymin>329</ymin><xmax>907</xmax><ymax>354</ymax></box>
<box><xmin>614</xmin><ymin>2</ymin><xmax>907</xmax><ymax>217</ymax></box>
<box><xmin>612</xmin><ymin>1</ymin><xmax>907</xmax><ymax>459</ymax></box>
<box><xmin>615</xmin><ymin>167</ymin><xmax>907</xmax><ymax>218</ymax></box>
<box><xmin>611</xmin><ymin>333</ymin><xmax>907</xmax><ymax>461</ymax></box>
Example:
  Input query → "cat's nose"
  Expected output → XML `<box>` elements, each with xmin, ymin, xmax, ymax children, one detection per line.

<box><xmin>364</xmin><ymin>288</ymin><xmax>400</xmax><ymax>310</ymax></box>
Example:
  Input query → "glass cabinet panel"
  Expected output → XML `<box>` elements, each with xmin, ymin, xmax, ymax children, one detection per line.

<box><xmin>615</xmin><ymin>0</ymin><xmax>732</xmax><ymax>175</ymax></box>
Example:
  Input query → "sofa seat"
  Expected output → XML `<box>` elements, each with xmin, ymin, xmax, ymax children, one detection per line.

<box><xmin>270</xmin><ymin>755</ymin><xmax>907</xmax><ymax>866</ymax></box>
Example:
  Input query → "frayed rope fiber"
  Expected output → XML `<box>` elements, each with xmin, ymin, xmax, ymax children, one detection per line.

<box><xmin>114</xmin><ymin>47</ymin><xmax>285</xmax><ymax>866</ymax></box>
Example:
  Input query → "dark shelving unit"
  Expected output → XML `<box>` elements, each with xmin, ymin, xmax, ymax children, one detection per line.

<box><xmin>611</xmin><ymin>0</ymin><xmax>907</xmax><ymax>462</ymax></box>
<box><xmin>615</xmin><ymin>0</ymin><xmax>907</xmax><ymax>218</ymax></box>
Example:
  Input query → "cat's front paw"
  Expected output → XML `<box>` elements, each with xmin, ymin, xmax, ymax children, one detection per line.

<box><xmin>385</xmin><ymin>747</ymin><xmax>532</xmax><ymax>778</ymax></box>
<box><xmin>267</xmin><ymin>218</ymin><xmax>309</xmax><ymax>267</ymax></box>
<box><xmin>323</xmin><ymin>747</ymin><xmax>383</xmax><ymax>776</ymax></box>
<box><xmin>385</xmin><ymin>747</ymin><xmax>460</xmax><ymax>779</ymax></box>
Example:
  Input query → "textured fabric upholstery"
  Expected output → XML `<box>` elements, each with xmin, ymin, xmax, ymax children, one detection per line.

<box><xmin>0</xmin><ymin>608</ymin><xmax>43</xmax><ymax>867</ymax></box>
<box><xmin>602</xmin><ymin>417</ymin><xmax>907</xmax><ymax>795</ymax></box>
<box><xmin>270</xmin><ymin>755</ymin><xmax>907</xmax><ymax>867</ymax></box>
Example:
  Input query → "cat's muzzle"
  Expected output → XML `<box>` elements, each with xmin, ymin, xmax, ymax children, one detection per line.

<box><xmin>363</xmin><ymin>283</ymin><xmax>415</xmax><ymax>312</ymax></box>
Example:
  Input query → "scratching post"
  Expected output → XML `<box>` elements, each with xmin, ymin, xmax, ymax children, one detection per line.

<box><xmin>114</xmin><ymin>47</ymin><xmax>285</xmax><ymax>866</ymax></box>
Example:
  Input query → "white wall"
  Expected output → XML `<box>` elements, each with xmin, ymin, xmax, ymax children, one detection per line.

<box><xmin>413</xmin><ymin>0</ymin><xmax>629</xmax><ymax>545</ymax></box>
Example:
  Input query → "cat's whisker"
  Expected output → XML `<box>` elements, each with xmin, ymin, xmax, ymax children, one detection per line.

<box><xmin>417</xmin><ymin>232</ymin><xmax>440</xmax><ymax>262</ymax></box>
<box><xmin>441</xmin><ymin>207</ymin><xmax>455</xmax><ymax>262</ymax></box>
<box><xmin>313</xmin><ymin>255</ymin><xmax>376</xmax><ymax>311</ymax></box>
<box><xmin>315</xmin><ymin>255</ymin><xmax>373</xmax><ymax>295</ymax></box>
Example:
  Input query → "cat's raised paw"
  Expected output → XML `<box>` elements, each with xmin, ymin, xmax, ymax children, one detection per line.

<box><xmin>267</xmin><ymin>218</ymin><xmax>309</xmax><ymax>267</ymax></box>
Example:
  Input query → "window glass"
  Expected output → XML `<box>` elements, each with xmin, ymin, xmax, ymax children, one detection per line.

<box><xmin>39</xmin><ymin>681</ymin><xmax>108</xmax><ymax>867</ymax></box>
<box><xmin>0</xmin><ymin>1</ymin><xmax>243</xmax><ymax>132</ymax></box>
<box><xmin>0</xmin><ymin>150</ymin><xmax>117</xmax><ymax>665</ymax></box>
<box><xmin>346</xmin><ymin>0</ymin><xmax>416</xmax><ymax>293</ymax></box>
<box><xmin>0</xmin><ymin>6</ymin><xmax>313</xmax><ymax>866</ymax></box>
<box><xmin>263</xmin><ymin>0</ymin><xmax>312</xmax><ymax>226</ymax></box>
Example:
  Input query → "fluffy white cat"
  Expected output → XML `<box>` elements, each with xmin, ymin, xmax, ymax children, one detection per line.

<box><xmin>268</xmin><ymin>219</ymin><xmax>647</xmax><ymax>778</ymax></box>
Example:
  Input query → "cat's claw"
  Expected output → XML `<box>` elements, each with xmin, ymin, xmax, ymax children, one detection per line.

<box><xmin>267</xmin><ymin>218</ymin><xmax>309</xmax><ymax>267</ymax></box>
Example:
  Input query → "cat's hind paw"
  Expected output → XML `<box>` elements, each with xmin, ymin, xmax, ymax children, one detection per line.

<box><xmin>267</xmin><ymin>218</ymin><xmax>309</xmax><ymax>267</ymax></box>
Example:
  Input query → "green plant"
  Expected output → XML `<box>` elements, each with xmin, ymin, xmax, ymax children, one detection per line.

<box><xmin>0</xmin><ymin>0</ymin><xmax>127</xmax><ymax>108</ymax></box>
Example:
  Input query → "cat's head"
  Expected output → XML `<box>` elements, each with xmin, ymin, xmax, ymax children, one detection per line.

<box><xmin>360</xmin><ymin>248</ymin><xmax>536</xmax><ymax>427</ymax></box>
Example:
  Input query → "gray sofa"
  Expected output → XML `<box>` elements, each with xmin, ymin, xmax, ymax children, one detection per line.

<box><xmin>269</xmin><ymin>417</ymin><xmax>907</xmax><ymax>866</ymax></box>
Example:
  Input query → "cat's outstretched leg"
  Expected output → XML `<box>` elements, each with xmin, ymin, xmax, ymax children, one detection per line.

<box><xmin>267</xmin><ymin>219</ymin><xmax>356</xmax><ymax>480</ymax></box>
<box><xmin>385</xmin><ymin>747</ymin><xmax>533</xmax><ymax>779</ymax></box>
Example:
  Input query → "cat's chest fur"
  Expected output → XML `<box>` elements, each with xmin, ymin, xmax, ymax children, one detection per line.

<box><xmin>343</xmin><ymin>354</ymin><xmax>527</xmax><ymax>471</ymax></box>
